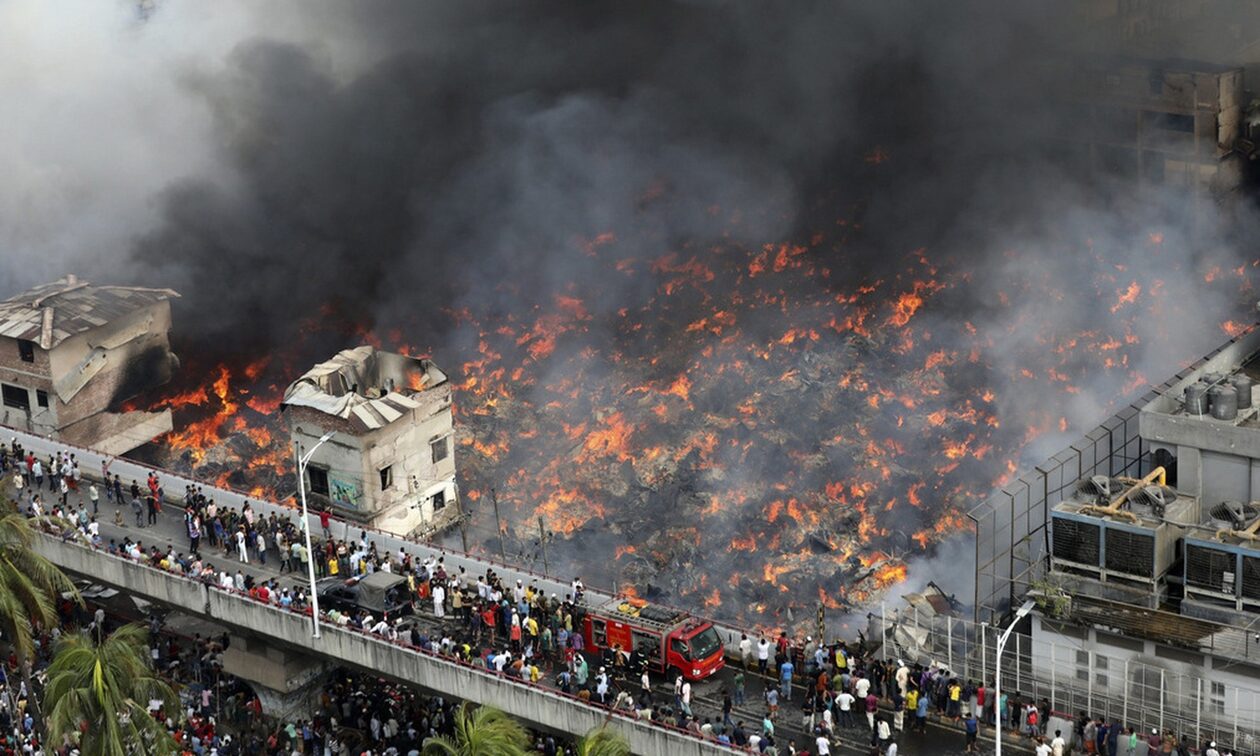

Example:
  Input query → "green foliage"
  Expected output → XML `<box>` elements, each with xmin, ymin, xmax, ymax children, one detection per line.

<box><xmin>575</xmin><ymin>725</ymin><xmax>632</xmax><ymax>756</ymax></box>
<box><xmin>0</xmin><ymin>497</ymin><xmax>81</xmax><ymax>664</ymax></box>
<box><xmin>421</xmin><ymin>702</ymin><xmax>530</xmax><ymax>756</ymax></box>
<box><xmin>1029</xmin><ymin>574</ymin><xmax>1071</xmax><ymax>619</ymax></box>
<box><xmin>44</xmin><ymin>623</ymin><xmax>180</xmax><ymax>756</ymax></box>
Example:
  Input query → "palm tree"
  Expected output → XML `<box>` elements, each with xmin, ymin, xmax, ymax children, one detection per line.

<box><xmin>421</xmin><ymin>702</ymin><xmax>530</xmax><ymax>756</ymax></box>
<box><xmin>43</xmin><ymin>623</ymin><xmax>179</xmax><ymax>756</ymax></box>
<box><xmin>0</xmin><ymin>494</ymin><xmax>81</xmax><ymax>714</ymax></box>
<box><xmin>575</xmin><ymin>724</ymin><xmax>632</xmax><ymax>756</ymax></box>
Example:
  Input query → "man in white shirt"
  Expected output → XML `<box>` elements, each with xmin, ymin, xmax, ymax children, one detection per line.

<box><xmin>837</xmin><ymin>690</ymin><xmax>856</xmax><ymax>729</ymax></box>
<box><xmin>1035</xmin><ymin>737</ymin><xmax>1053</xmax><ymax>756</ymax></box>
<box><xmin>493</xmin><ymin>651</ymin><xmax>511</xmax><ymax>673</ymax></box>
<box><xmin>757</xmin><ymin>637</ymin><xmax>770</xmax><ymax>675</ymax></box>
<box><xmin>739</xmin><ymin>634</ymin><xmax>752</xmax><ymax>668</ymax></box>
<box><xmin>855</xmin><ymin>676</ymin><xmax>871</xmax><ymax>699</ymax></box>
<box><xmin>1051</xmin><ymin>730</ymin><xmax>1067</xmax><ymax>756</ymax></box>
<box><xmin>895</xmin><ymin>660</ymin><xmax>910</xmax><ymax>697</ymax></box>
<box><xmin>816</xmin><ymin>735</ymin><xmax>832</xmax><ymax>755</ymax></box>
<box><xmin>877</xmin><ymin>717</ymin><xmax>892</xmax><ymax>745</ymax></box>
<box><xmin>432</xmin><ymin>583</ymin><xmax>446</xmax><ymax>618</ymax></box>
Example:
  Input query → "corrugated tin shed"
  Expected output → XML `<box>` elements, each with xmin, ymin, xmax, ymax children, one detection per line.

<box><xmin>281</xmin><ymin>345</ymin><xmax>443</xmax><ymax>434</ymax></box>
<box><xmin>0</xmin><ymin>276</ymin><xmax>178</xmax><ymax>349</ymax></box>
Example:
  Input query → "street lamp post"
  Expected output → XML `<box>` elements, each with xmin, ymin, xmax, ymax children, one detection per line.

<box><xmin>994</xmin><ymin>599</ymin><xmax>1036</xmax><ymax>756</ymax></box>
<box><xmin>296</xmin><ymin>430</ymin><xmax>336</xmax><ymax>638</ymax></box>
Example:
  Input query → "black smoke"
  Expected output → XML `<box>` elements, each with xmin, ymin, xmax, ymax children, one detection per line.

<box><xmin>9</xmin><ymin>1</ymin><xmax>1260</xmax><ymax>624</ymax></box>
<box><xmin>126</xmin><ymin>1</ymin><xmax>1113</xmax><ymax>351</ymax></box>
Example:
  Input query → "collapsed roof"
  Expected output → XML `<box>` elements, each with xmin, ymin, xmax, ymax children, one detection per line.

<box><xmin>0</xmin><ymin>275</ymin><xmax>178</xmax><ymax>350</ymax></box>
<box><xmin>281</xmin><ymin>345</ymin><xmax>448</xmax><ymax>433</ymax></box>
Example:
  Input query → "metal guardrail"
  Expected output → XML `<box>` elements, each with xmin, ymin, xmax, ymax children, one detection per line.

<box><xmin>31</xmin><ymin>529</ymin><xmax>742</xmax><ymax>755</ymax></box>
<box><xmin>873</xmin><ymin>604</ymin><xmax>1260</xmax><ymax>756</ymax></box>
<box><xmin>1</xmin><ymin>424</ymin><xmax>764</xmax><ymax>653</ymax></box>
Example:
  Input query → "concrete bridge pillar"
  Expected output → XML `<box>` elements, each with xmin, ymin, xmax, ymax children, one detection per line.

<box><xmin>222</xmin><ymin>633</ymin><xmax>332</xmax><ymax>721</ymax></box>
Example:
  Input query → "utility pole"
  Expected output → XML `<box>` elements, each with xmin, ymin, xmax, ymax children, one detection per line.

<box><xmin>491</xmin><ymin>487</ymin><xmax>506</xmax><ymax>561</ymax></box>
<box><xmin>538</xmin><ymin>517</ymin><xmax>550</xmax><ymax>575</ymax></box>
<box><xmin>456</xmin><ymin>481</ymin><xmax>468</xmax><ymax>552</ymax></box>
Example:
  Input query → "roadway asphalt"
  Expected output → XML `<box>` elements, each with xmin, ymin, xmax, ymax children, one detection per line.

<box><xmin>61</xmin><ymin>483</ymin><xmax>1032</xmax><ymax>755</ymax></box>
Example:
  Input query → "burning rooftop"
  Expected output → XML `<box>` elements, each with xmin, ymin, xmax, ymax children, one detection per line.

<box><xmin>281</xmin><ymin>346</ymin><xmax>458</xmax><ymax>536</ymax></box>
<box><xmin>281</xmin><ymin>345</ymin><xmax>449</xmax><ymax>434</ymax></box>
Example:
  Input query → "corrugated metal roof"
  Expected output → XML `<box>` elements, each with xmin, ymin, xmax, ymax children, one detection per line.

<box><xmin>0</xmin><ymin>276</ymin><xmax>178</xmax><ymax>349</ymax></box>
<box><xmin>281</xmin><ymin>345</ymin><xmax>448</xmax><ymax>434</ymax></box>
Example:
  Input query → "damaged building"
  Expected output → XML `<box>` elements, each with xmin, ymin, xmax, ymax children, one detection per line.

<box><xmin>1067</xmin><ymin>58</ymin><xmax>1247</xmax><ymax>194</ymax></box>
<box><xmin>0</xmin><ymin>275</ymin><xmax>180</xmax><ymax>454</ymax></box>
<box><xmin>280</xmin><ymin>345</ymin><xmax>459</xmax><ymax>536</ymax></box>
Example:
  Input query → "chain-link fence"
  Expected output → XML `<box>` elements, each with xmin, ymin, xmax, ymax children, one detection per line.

<box><xmin>969</xmin><ymin>392</ymin><xmax>1154</xmax><ymax>624</ymax></box>
<box><xmin>873</xmin><ymin>604</ymin><xmax>1260</xmax><ymax>756</ymax></box>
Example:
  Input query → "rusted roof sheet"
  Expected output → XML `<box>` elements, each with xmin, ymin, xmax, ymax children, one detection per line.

<box><xmin>0</xmin><ymin>276</ymin><xmax>178</xmax><ymax>349</ymax></box>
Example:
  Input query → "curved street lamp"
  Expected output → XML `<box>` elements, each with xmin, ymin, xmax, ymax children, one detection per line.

<box><xmin>296</xmin><ymin>430</ymin><xmax>336</xmax><ymax>638</ymax></box>
<box><xmin>994</xmin><ymin>599</ymin><xmax>1036</xmax><ymax>756</ymax></box>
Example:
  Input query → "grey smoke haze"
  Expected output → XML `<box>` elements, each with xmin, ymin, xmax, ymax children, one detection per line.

<box><xmin>5</xmin><ymin>0</ymin><xmax>1260</xmax><ymax>621</ymax></box>
<box><xmin>3</xmin><ymin>1</ymin><xmax>1104</xmax><ymax>341</ymax></box>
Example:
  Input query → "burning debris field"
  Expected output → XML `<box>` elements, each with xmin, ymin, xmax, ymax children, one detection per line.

<box><xmin>12</xmin><ymin>2</ymin><xmax>1260</xmax><ymax>631</ymax></box>
<box><xmin>126</xmin><ymin>215</ymin><xmax>1260</xmax><ymax>629</ymax></box>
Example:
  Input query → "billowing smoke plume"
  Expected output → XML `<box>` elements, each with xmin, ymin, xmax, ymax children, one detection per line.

<box><xmin>6</xmin><ymin>0</ymin><xmax>1260</xmax><ymax>627</ymax></box>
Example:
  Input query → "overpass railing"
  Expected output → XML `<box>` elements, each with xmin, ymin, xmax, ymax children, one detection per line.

<box><xmin>30</xmin><ymin>528</ymin><xmax>744</xmax><ymax>756</ymax></box>
<box><xmin>3</xmin><ymin>425</ymin><xmax>760</xmax><ymax>650</ymax></box>
<box><xmin>873</xmin><ymin>603</ymin><xmax>1260</xmax><ymax>756</ymax></box>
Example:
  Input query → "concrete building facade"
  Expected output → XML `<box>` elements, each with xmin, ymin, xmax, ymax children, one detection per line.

<box><xmin>1007</xmin><ymin>327</ymin><xmax>1260</xmax><ymax>734</ymax></box>
<box><xmin>0</xmin><ymin>275</ymin><xmax>179</xmax><ymax>454</ymax></box>
<box><xmin>281</xmin><ymin>345</ymin><xmax>458</xmax><ymax>536</ymax></box>
<box><xmin>1058</xmin><ymin>58</ymin><xmax>1247</xmax><ymax>198</ymax></box>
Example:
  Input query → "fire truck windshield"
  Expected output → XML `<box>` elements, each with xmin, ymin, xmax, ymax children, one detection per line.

<box><xmin>687</xmin><ymin>627</ymin><xmax>722</xmax><ymax>660</ymax></box>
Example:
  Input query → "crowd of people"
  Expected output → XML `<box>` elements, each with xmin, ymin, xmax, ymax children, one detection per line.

<box><xmin>3</xmin><ymin>440</ymin><xmax>1244</xmax><ymax>756</ymax></box>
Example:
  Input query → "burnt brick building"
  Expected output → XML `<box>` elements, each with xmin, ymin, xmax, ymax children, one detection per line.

<box><xmin>0</xmin><ymin>275</ymin><xmax>179</xmax><ymax>454</ymax></box>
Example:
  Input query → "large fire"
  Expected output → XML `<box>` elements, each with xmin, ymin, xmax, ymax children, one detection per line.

<box><xmin>129</xmin><ymin>191</ymin><xmax>1260</xmax><ymax>630</ymax></box>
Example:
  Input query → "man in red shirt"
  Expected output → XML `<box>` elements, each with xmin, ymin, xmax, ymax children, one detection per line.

<box><xmin>320</xmin><ymin>508</ymin><xmax>332</xmax><ymax>538</ymax></box>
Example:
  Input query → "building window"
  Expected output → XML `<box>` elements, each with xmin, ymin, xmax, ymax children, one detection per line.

<box><xmin>17</xmin><ymin>340</ymin><xmax>34</xmax><ymax>363</ymax></box>
<box><xmin>308</xmin><ymin>467</ymin><xmax>330</xmax><ymax>497</ymax></box>
<box><xmin>1</xmin><ymin>384</ymin><xmax>29</xmax><ymax>411</ymax></box>
<box><xmin>431</xmin><ymin>489</ymin><xmax>446</xmax><ymax>511</ymax></box>
<box><xmin>1075</xmin><ymin>650</ymin><xmax>1090</xmax><ymax>682</ymax></box>
<box><xmin>379</xmin><ymin>465</ymin><xmax>393</xmax><ymax>490</ymax></box>
<box><xmin>1094</xmin><ymin>654</ymin><xmax>1109</xmax><ymax>688</ymax></box>
<box><xmin>431</xmin><ymin>436</ymin><xmax>449</xmax><ymax>463</ymax></box>
<box><xmin>1211</xmin><ymin>681</ymin><xmax>1226</xmax><ymax>715</ymax></box>
<box><xmin>35</xmin><ymin>390</ymin><xmax>48</xmax><ymax>409</ymax></box>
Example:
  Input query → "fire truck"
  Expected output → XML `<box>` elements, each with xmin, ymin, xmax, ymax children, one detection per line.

<box><xmin>579</xmin><ymin>596</ymin><xmax>725</xmax><ymax>682</ymax></box>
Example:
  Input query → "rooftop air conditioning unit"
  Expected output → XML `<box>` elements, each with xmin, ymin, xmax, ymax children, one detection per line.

<box><xmin>1050</xmin><ymin>468</ymin><xmax>1197</xmax><ymax>586</ymax></box>
<box><xmin>1184</xmin><ymin>501</ymin><xmax>1260</xmax><ymax>613</ymax></box>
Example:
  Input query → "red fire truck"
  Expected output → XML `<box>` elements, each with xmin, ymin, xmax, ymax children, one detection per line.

<box><xmin>580</xmin><ymin>596</ymin><xmax>725</xmax><ymax>682</ymax></box>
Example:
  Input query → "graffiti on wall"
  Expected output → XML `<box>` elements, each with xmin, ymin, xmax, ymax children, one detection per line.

<box><xmin>330</xmin><ymin>476</ymin><xmax>363</xmax><ymax>510</ymax></box>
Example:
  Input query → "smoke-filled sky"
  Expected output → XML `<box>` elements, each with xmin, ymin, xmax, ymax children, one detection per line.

<box><xmin>6</xmin><ymin>0</ymin><xmax>1260</xmax><ymax>622</ymax></box>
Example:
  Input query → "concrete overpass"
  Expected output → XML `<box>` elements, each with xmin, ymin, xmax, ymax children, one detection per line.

<box><xmin>7</xmin><ymin>425</ymin><xmax>763</xmax><ymax>753</ymax></box>
<box><xmin>3</xmin><ymin>426</ymin><xmax>754</xmax><ymax>651</ymax></box>
<box><xmin>33</xmin><ymin>532</ymin><xmax>737</xmax><ymax>756</ymax></box>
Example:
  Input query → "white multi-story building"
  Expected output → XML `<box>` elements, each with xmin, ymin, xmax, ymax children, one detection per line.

<box><xmin>280</xmin><ymin>345</ymin><xmax>459</xmax><ymax>536</ymax></box>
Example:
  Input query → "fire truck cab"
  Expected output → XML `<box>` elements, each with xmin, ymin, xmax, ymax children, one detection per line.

<box><xmin>580</xmin><ymin>596</ymin><xmax>725</xmax><ymax>682</ymax></box>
